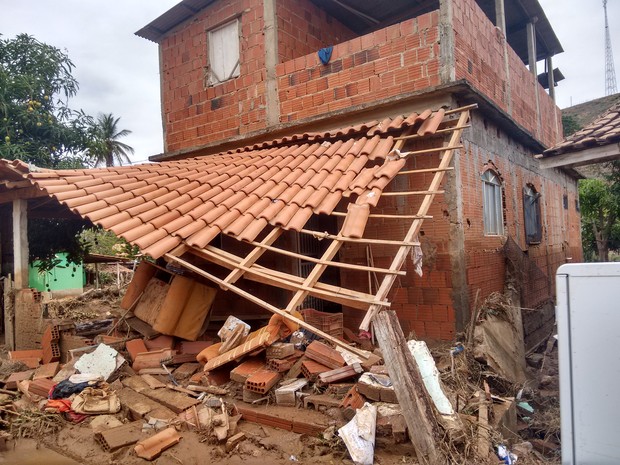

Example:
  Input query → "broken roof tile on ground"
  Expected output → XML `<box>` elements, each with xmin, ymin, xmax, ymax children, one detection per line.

<box><xmin>0</xmin><ymin>108</ymin><xmax>452</xmax><ymax>260</ymax></box>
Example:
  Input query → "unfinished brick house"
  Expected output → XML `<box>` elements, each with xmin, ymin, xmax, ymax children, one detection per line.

<box><xmin>133</xmin><ymin>0</ymin><xmax>582</xmax><ymax>339</ymax></box>
<box><xmin>0</xmin><ymin>0</ymin><xmax>582</xmax><ymax>348</ymax></box>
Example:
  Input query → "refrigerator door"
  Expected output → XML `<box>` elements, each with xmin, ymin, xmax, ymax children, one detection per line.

<box><xmin>557</xmin><ymin>263</ymin><xmax>620</xmax><ymax>465</ymax></box>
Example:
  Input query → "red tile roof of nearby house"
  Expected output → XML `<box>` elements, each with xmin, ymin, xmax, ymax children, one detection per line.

<box><xmin>545</xmin><ymin>102</ymin><xmax>620</xmax><ymax>156</ymax></box>
<box><xmin>0</xmin><ymin>109</ymin><xmax>448</xmax><ymax>259</ymax></box>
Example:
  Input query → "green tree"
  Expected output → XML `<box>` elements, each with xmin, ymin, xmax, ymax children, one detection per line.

<box><xmin>579</xmin><ymin>167</ymin><xmax>620</xmax><ymax>261</ymax></box>
<box><xmin>0</xmin><ymin>34</ymin><xmax>91</xmax><ymax>168</ymax></box>
<box><xmin>86</xmin><ymin>113</ymin><xmax>134</xmax><ymax>167</ymax></box>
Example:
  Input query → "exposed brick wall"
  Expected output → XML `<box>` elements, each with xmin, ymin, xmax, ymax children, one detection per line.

<box><xmin>452</xmin><ymin>0</ymin><xmax>562</xmax><ymax>148</ymax></box>
<box><xmin>277</xmin><ymin>0</ymin><xmax>356</xmax><ymax>63</ymax></box>
<box><xmin>276</xmin><ymin>11</ymin><xmax>441</xmax><ymax>124</ymax></box>
<box><xmin>340</xmin><ymin>137</ymin><xmax>456</xmax><ymax>341</ymax></box>
<box><xmin>160</xmin><ymin>0</ymin><xmax>268</xmax><ymax>153</ymax></box>
<box><xmin>458</xmin><ymin>114</ymin><xmax>582</xmax><ymax>323</ymax></box>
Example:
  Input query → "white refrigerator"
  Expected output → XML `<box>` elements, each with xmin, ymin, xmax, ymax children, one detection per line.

<box><xmin>556</xmin><ymin>263</ymin><xmax>620</xmax><ymax>464</ymax></box>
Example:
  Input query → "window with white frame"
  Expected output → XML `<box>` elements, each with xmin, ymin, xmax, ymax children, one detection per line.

<box><xmin>207</xmin><ymin>19</ymin><xmax>240</xmax><ymax>86</ymax></box>
<box><xmin>482</xmin><ymin>170</ymin><xmax>504</xmax><ymax>235</ymax></box>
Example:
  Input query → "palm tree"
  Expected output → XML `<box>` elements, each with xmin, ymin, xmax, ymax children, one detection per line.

<box><xmin>87</xmin><ymin>113</ymin><xmax>134</xmax><ymax>167</ymax></box>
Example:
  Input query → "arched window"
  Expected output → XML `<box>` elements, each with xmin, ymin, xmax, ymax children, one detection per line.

<box><xmin>523</xmin><ymin>184</ymin><xmax>542</xmax><ymax>244</ymax></box>
<box><xmin>482</xmin><ymin>170</ymin><xmax>504</xmax><ymax>235</ymax></box>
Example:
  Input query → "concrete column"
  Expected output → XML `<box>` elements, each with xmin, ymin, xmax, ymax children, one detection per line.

<box><xmin>439</xmin><ymin>0</ymin><xmax>456</xmax><ymax>83</ymax></box>
<box><xmin>263</xmin><ymin>0</ymin><xmax>281</xmax><ymax>127</ymax></box>
<box><xmin>527</xmin><ymin>19</ymin><xmax>542</xmax><ymax>140</ymax></box>
<box><xmin>526</xmin><ymin>20</ymin><xmax>537</xmax><ymax>77</ymax></box>
<box><xmin>12</xmin><ymin>199</ymin><xmax>29</xmax><ymax>289</ymax></box>
<box><xmin>495</xmin><ymin>0</ymin><xmax>506</xmax><ymax>34</ymax></box>
<box><xmin>546</xmin><ymin>56</ymin><xmax>556</xmax><ymax>101</ymax></box>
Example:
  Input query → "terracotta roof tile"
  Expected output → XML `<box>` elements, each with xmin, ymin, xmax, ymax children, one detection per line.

<box><xmin>0</xmin><ymin>107</ymin><xmax>452</xmax><ymax>258</ymax></box>
<box><xmin>545</xmin><ymin>102</ymin><xmax>620</xmax><ymax>156</ymax></box>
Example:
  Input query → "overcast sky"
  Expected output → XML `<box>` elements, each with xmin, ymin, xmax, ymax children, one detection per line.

<box><xmin>1</xmin><ymin>0</ymin><xmax>619</xmax><ymax>163</ymax></box>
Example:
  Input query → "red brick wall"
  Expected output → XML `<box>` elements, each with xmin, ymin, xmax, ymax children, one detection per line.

<box><xmin>276</xmin><ymin>11</ymin><xmax>441</xmax><ymax>123</ymax></box>
<box><xmin>339</xmin><ymin>137</ymin><xmax>456</xmax><ymax>341</ymax></box>
<box><xmin>452</xmin><ymin>0</ymin><xmax>563</xmax><ymax>148</ymax></box>
<box><xmin>277</xmin><ymin>0</ymin><xmax>356</xmax><ymax>62</ymax></box>
<box><xmin>339</xmin><ymin>115</ymin><xmax>582</xmax><ymax>342</ymax></box>
<box><xmin>458</xmin><ymin>115</ymin><xmax>582</xmax><ymax>322</ymax></box>
<box><xmin>160</xmin><ymin>0</ymin><xmax>268</xmax><ymax>153</ymax></box>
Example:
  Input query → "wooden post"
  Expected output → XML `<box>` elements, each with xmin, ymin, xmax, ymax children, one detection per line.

<box><xmin>373</xmin><ymin>311</ymin><xmax>445</xmax><ymax>464</ymax></box>
<box><xmin>95</xmin><ymin>262</ymin><xmax>99</xmax><ymax>289</ymax></box>
<box><xmin>12</xmin><ymin>199</ymin><xmax>29</xmax><ymax>289</ymax></box>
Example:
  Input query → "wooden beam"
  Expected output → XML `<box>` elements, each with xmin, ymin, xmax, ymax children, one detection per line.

<box><xmin>188</xmin><ymin>245</ymin><xmax>388</xmax><ymax>309</ymax></box>
<box><xmin>299</xmin><ymin>228</ymin><xmax>420</xmax><ymax>246</ymax></box>
<box><xmin>360</xmin><ymin>109</ymin><xmax>470</xmax><ymax>331</ymax></box>
<box><xmin>223</xmin><ymin>228</ymin><xmax>283</xmax><ymax>286</ymax></box>
<box><xmin>330</xmin><ymin>211</ymin><xmax>432</xmax><ymax>219</ymax></box>
<box><xmin>232</xmin><ymin>237</ymin><xmax>406</xmax><ymax>276</ymax></box>
<box><xmin>12</xmin><ymin>199</ymin><xmax>29</xmax><ymax>289</ymax></box>
<box><xmin>393</xmin><ymin>125</ymin><xmax>471</xmax><ymax>141</ymax></box>
<box><xmin>538</xmin><ymin>143</ymin><xmax>620</xmax><ymax>169</ymax></box>
<box><xmin>398</xmin><ymin>167</ymin><xmax>454</xmax><ymax>175</ymax></box>
<box><xmin>397</xmin><ymin>145</ymin><xmax>464</xmax><ymax>157</ymax></box>
<box><xmin>373</xmin><ymin>311</ymin><xmax>445</xmax><ymax>464</ymax></box>
<box><xmin>164</xmin><ymin>253</ymin><xmax>370</xmax><ymax>359</ymax></box>
<box><xmin>381</xmin><ymin>190</ymin><xmax>444</xmax><ymax>197</ymax></box>
<box><xmin>284</xmin><ymin>238</ymin><xmax>344</xmax><ymax>312</ymax></box>
<box><xmin>0</xmin><ymin>186</ymin><xmax>47</xmax><ymax>205</ymax></box>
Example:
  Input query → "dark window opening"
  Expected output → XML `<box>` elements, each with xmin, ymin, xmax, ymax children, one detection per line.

<box><xmin>523</xmin><ymin>184</ymin><xmax>542</xmax><ymax>244</ymax></box>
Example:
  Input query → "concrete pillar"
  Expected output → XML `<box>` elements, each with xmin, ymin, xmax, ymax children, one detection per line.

<box><xmin>439</xmin><ymin>0</ymin><xmax>456</xmax><ymax>83</ymax></box>
<box><xmin>12</xmin><ymin>199</ymin><xmax>29</xmax><ymax>289</ymax></box>
<box><xmin>495</xmin><ymin>0</ymin><xmax>506</xmax><ymax>34</ymax></box>
<box><xmin>263</xmin><ymin>0</ymin><xmax>281</xmax><ymax>127</ymax></box>
<box><xmin>547</xmin><ymin>56</ymin><xmax>556</xmax><ymax>101</ymax></box>
<box><xmin>526</xmin><ymin>20</ymin><xmax>537</xmax><ymax>77</ymax></box>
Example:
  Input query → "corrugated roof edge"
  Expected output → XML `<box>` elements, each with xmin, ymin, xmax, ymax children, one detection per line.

<box><xmin>135</xmin><ymin>0</ymin><xmax>218</xmax><ymax>42</ymax></box>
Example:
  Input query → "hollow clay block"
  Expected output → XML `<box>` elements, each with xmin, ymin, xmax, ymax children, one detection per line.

<box><xmin>134</xmin><ymin>427</ymin><xmax>181</xmax><ymax>460</ymax></box>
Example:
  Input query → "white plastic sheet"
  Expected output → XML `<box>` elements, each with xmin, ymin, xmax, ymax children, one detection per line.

<box><xmin>338</xmin><ymin>402</ymin><xmax>377</xmax><ymax>465</ymax></box>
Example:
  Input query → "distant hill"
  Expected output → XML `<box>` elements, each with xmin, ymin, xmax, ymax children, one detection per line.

<box><xmin>562</xmin><ymin>93</ymin><xmax>620</xmax><ymax>136</ymax></box>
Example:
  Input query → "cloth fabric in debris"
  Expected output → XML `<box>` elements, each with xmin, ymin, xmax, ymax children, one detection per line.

<box><xmin>45</xmin><ymin>399</ymin><xmax>87</xmax><ymax>424</ymax></box>
<box><xmin>71</xmin><ymin>387</ymin><xmax>120</xmax><ymax>415</ymax></box>
<box><xmin>51</xmin><ymin>380</ymin><xmax>91</xmax><ymax>399</ymax></box>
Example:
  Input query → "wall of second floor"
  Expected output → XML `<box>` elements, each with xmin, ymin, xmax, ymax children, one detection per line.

<box><xmin>158</xmin><ymin>0</ymin><xmax>563</xmax><ymax>155</ymax></box>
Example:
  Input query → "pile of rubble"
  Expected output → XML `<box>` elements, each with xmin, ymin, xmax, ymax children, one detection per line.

<box><xmin>0</xmin><ymin>282</ymin><xmax>561</xmax><ymax>464</ymax></box>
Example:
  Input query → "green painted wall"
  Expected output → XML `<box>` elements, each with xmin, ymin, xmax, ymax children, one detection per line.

<box><xmin>29</xmin><ymin>253</ymin><xmax>83</xmax><ymax>292</ymax></box>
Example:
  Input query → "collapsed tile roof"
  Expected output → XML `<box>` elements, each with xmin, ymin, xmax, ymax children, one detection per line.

<box><xmin>0</xmin><ymin>108</ymin><xmax>449</xmax><ymax>259</ymax></box>
<box><xmin>544</xmin><ymin>102</ymin><xmax>620</xmax><ymax>156</ymax></box>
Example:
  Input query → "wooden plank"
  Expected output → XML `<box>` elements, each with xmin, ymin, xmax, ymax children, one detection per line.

<box><xmin>230</xmin><ymin>238</ymin><xmax>406</xmax><ymax>275</ymax></box>
<box><xmin>396</xmin><ymin>144</ymin><xmax>464</xmax><ymax>156</ymax></box>
<box><xmin>397</xmin><ymin>167</ymin><xmax>454</xmax><ymax>175</ymax></box>
<box><xmin>284</xmin><ymin>237</ymin><xmax>344</xmax><ymax>312</ymax></box>
<box><xmin>360</xmin><ymin>109</ymin><xmax>470</xmax><ymax>331</ymax></box>
<box><xmin>330</xmin><ymin>211</ymin><xmax>432</xmax><ymax>219</ymax></box>
<box><xmin>373</xmin><ymin>311</ymin><xmax>444</xmax><ymax>464</ymax></box>
<box><xmin>477</xmin><ymin>391</ymin><xmax>490</xmax><ymax>459</ymax></box>
<box><xmin>299</xmin><ymin>228</ymin><xmax>420</xmax><ymax>246</ymax></box>
<box><xmin>164</xmin><ymin>253</ymin><xmax>370</xmax><ymax>360</ymax></box>
<box><xmin>189</xmin><ymin>246</ymin><xmax>388</xmax><ymax>309</ymax></box>
<box><xmin>393</xmin><ymin>124</ymin><xmax>471</xmax><ymax>140</ymax></box>
<box><xmin>381</xmin><ymin>190</ymin><xmax>444</xmax><ymax>196</ymax></box>
<box><xmin>223</xmin><ymin>227</ymin><xmax>283</xmax><ymax>286</ymax></box>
